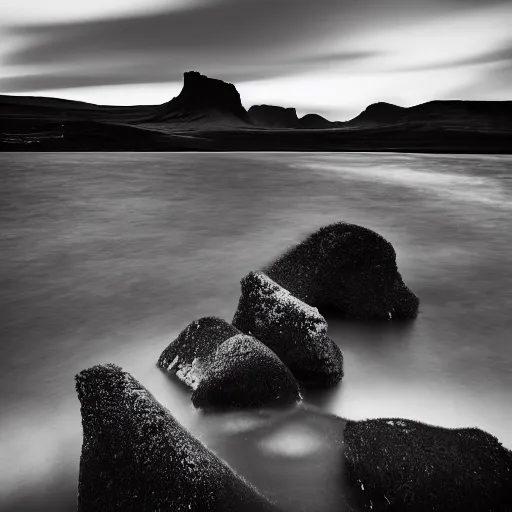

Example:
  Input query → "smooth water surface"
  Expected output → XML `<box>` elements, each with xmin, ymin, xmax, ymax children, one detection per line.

<box><xmin>0</xmin><ymin>152</ymin><xmax>511</xmax><ymax>511</ymax></box>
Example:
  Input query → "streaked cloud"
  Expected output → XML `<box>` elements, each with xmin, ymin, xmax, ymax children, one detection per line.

<box><xmin>1</xmin><ymin>0</ymin><xmax>206</xmax><ymax>24</ymax></box>
<box><xmin>1</xmin><ymin>0</ymin><xmax>511</xmax><ymax>119</ymax></box>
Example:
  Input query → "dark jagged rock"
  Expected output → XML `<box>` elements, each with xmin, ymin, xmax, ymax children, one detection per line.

<box><xmin>153</xmin><ymin>71</ymin><xmax>251</xmax><ymax>126</ymax></box>
<box><xmin>232</xmin><ymin>271</ymin><xmax>343</xmax><ymax>387</ymax></box>
<box><xmin>75</xmin><ymin>364</ymin><xmax>277</xmax><ymax>512</ymax></box>
<box><xmin>343</xmin><ymin>418</ymin><xmax>512</xmax><ymax>512</ymax></box>
<box><xmin>192</xmin><ymin>334</ymin><xmax>300</xmax><ymax>409</ymax></box>
<box><xmin>248</xmin><ymin>105</ymin><xmax>299</xmax><ymax>128</ymax></box>
<box><xmin>158</xmin><ymin>317</ymin><xmax>300</xmax><ymax>408</ymax></box>
<box><xmin>264</xmin><ymin>223</ymin><xmax>419</xmax><ymax>320</ymax></box>
<box><xmin>298</xmin><ymin>113</ymin><xmax>333</xmax><ymax>129</ymax></box>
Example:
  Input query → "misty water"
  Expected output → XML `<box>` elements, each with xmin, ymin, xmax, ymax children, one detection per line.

<box><xmin>1</xmin><ymin>152</ymin><xmax>511</xmax><ymax>511</ymax></box>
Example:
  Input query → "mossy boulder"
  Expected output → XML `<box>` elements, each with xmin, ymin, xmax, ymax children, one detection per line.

<box><xmin>265</xmin><ymin>223</ymin><xmax>419</xmax><ymax>320</ymax></box>
<box><xmin>158</xmin><ymin>317</ymin><xmax>240</xmax><ymax>390</ymax></box>
<box><xmin>192</xmin><ymin>334</ymin><xmax>300</xmax><ymax>409</ymax></box>
<box><xmin>343</xmin><ymin>418</ymin><xmax>512</xmax><ymax>511</ymax></box>
<box><xmin>232</xmin><ymin>271</ymin><xmax>343</xmax><ymax>387</ymax></box>
<box><xmin>158</xmin><ymin>317</ymin><xmax>300</xmax><ymax>408</ymax></box>
<box><xmin>76</xmin><ymin>364</ymin><xmax>278</xmax><ymax>511</ymax></box>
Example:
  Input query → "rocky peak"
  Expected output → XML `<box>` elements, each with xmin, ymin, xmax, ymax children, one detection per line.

<box><xmin>248</xmin><ymin>105</ymin><xmax>299</xmax><ymax>128</ymax></box>
<box><xmin>155</xmin><ymin>71</ymin><xmax>250</xmax><ymax>124</ymax></box>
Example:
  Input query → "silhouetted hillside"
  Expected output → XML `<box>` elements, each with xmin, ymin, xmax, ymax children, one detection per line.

<box><xmin>298</xmin><ymin>113</ymin><xmax>335</xmax><ymax>129</ymax></box>
<box><xmin>348</xmin><ymin>100</ymin><xmax>512</xmax><ymax>131</ymax></box>
<box><xmin>248</xmin><ymin>105</ymin><xmax>299</xmax><ymax>128</ymax></box>
<box><xmin>151</xmin><ymin>71</ymin><xmax>251</xmax><ymax>127</ymax></box>
<box><xmin>1</xmin><ymin>72</ymin><xmax>511</xmax><ymax>152</ymax></box>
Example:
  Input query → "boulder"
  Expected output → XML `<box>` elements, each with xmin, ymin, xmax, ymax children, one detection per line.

<box><xmin>192</xmin><ymin>334</ymin><xmax>300</xmax><ymax>409</ymax></box>
<box><xmin>264</xmin><ymin>222</ymin><xmax>419</xmax><ymax>320</ymax></box>
<box><xmin>232</xmin><ymin>271</ymin><xmax>343</xmax><ymax>387</ymax></box>
<box><xmin>158</xmin><ymin>317</ymin><xmax>240</xmax><ymax>390</ymax></box>
<box><xmin>343</xmin><ymin>418</ymin><xmax>512</xmax><ymax>512</ymax></box>
<box><xmin>75</xmin><ymin>364</ymin><xmax>277</xmax><ymax>511</ymax></box>
<box><xmin>158</xmin><ymin>317</ymin><xmax>300</xmax><ymax>408</ymax></box>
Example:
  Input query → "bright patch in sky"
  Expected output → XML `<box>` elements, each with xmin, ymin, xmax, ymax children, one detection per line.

<box><xmin>1</xmin><ymin>0</ymin><xmax>202</xmax><ymax>24</ymax></box>
<box><xmin>350</xmin><ymin>4</ymin><xmax>512</xmax><ymax>70</ymax></box>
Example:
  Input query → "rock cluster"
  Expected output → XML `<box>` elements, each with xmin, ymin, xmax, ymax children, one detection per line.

<box><xmin>76</xmin><ymin>364</ymin><xmax>277</xmax><ymax>512</ymax></box>
<box><xmin>343</xmin><ymin>418</ymin><xmax>512</xmax><ymax>512</ymax></box>
<box><xmin>265</xmin><ymin>222</ymin><xmax>419</xmax><ymax>320</ymax></box>
<box><xmin>73</xmin><ymin>222</ymin><xmax>511</xmax><ymax>510</ymax></box>
<box><xmin>158</xmin><ymin>317</ymin><xmax>300</xmax><ymax>408</ymax></box>
<box><xmin>157</xmin><ymin>223</ymin><xmax>419</xmax><ymax>406</ymax></box>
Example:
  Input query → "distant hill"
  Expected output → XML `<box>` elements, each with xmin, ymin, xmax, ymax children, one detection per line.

<box><xmin>1</xmin><ymin>72</ymin><xmax>511</xmax><ymax>152</ymax></box>
<box><xmin>248</xmin><ymin>105</ymin><xmax>299</xmax><ymax>128</ymax></box>
<box><xmin>298</xmin><ymin>113</ymin><xmax>336</xmax><ymax>129</ymax></box>
<box><xmin>348</xmin><ymin>100</ymin><xmax>512</xmax><ymax>131</ymax></box>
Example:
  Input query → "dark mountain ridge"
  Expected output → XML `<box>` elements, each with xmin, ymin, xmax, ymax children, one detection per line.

<box><xmin>348</xmin><ymin>100</ymin><xmax>512</xmax><ymax>131</ymax></box>
<box><xmin>249</xmin><ymin>105</ymin><xmax>299</xmax><ymax>128</ymax></box>
<box><xmin>1</xmin><ymin>71</ymin><xmax>511</xmax><ymax>152</ymax></box>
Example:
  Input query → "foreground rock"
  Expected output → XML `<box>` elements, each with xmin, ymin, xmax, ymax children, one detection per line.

<box><xmin>76</xmin><ymin>364</ymin><xmax>278</xmax><ymax>511</ymax></box>
<box><xmin>192</xmin><ymin>334</ymin><xmax>300</xmax><ymax>409</ymax></box>
<box><xmin>344</xmin><ymin>418</ymin><xmax>512</xmax><ymax>512</ymax></box>
<box><xmin>233</xmin><ymin>272</ymin><xmax>343</xmax><ymax>387</ymax></box>
<box><xmin>158</xmin><ymin>317</ymin><xmax>240</xmax><ymax>389</ymax></box>
<box><xmin>158</xmin><ymin>317</ymin><xmax>300</xmax><ymax>408</ymax></box>
<box><xmin>265</xmin><ymin>223</ymin><xmax>419</xmax><ymax>320</ymax></box>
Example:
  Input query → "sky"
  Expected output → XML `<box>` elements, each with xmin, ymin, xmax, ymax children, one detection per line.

<box><xmin>0</xmin><ymin>0</ymin><xmax>511</xmax><ymax>120</ymax></box>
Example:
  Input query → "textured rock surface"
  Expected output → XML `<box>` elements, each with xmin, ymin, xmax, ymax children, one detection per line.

<box><xmin>158</xmin><ymin>317</ymin><xmax>300</xmax><ymax>408</ymax></box>
<box><xmin>265</xmin><ymin>222</ymin><xmax>419</xmax><ymax>320</ymax></box>
<box><xmin>233</xmin><ymin>271</ymin><xmax>343</xmax><ymax>387</ymax></box>
<box><xmin>158</xmin><ymin>317</ymin><xmax>240</xmax><ymax>390</ymax></box>
<box><xmin>192</xmin><ymin>334</ymin><xmax>300</xmax><ymax>409</ymax></box>
<box><xmin>344</xmin><ymin>418</ymin><xmax>512</xmax><ymax>512</ymax></box>
<box><xmin>76</xmin><ymin>364</ymin><xmax>278</xmax><ymax>511</ymax></box>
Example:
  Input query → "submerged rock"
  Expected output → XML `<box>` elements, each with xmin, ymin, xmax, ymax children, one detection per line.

<box><xmin>158</xmin><ymin>317</ymin><xmax>300</xmax><ymax>408</ymax></box>
<box><xmin>232</xmin><ymin>271</ymin><xmax>343</xmax><ymax>387</ymax></box>
<box><xmin>265</xmin><ymin>222</ymin><xmax>419</xmax><ymax>320</ymax></box>
<box><xmin>343</xmin><ymin>418</ymin><xmax>512</xmax><ymax>512</ymax></box>
<box><xmin>192</xmin><ymin>334</ymin><xmax>300</xmax><ymax>409</ymax></box>
<box><xmin>76</xmin><ymin>364</ymin><xmax>278</xmax><ymax>512</ymax></box>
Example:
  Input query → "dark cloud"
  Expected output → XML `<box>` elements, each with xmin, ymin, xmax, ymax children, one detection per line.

<box><xmin>2</xmin><ymin>0</ymin><xmax>509</xmax><ymax>94</ymax></box>
<box><xmin>1</xmin><ymin>0</ymin><xmax>453</xmax><ymax>92</ymax></box>
<box><xmin>0</xmin><ymin>50</ymin><xmax>377</xmax><ymax>93</ymax></box>
<box><xmin>5</xmin><ymin>0</ymin><xmax>366</xmax><ymax>66</ymax></box>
